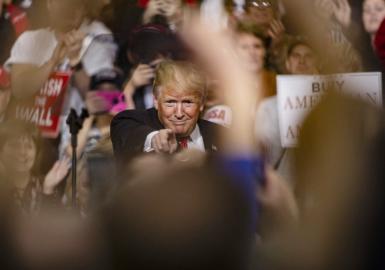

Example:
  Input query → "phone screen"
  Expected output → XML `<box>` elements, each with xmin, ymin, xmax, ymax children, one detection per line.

<box><xmin>94</xmin><ymin>90</ymin><xmax>122</xmax><ymax>113</ymax></box>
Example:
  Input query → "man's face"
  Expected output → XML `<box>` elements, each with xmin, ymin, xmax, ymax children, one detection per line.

<box><xmin>363</xmin><ymin>0</ymin><xmax>385</xmax><ymax>35</ymax></box>
<box><xmin>47</xmin><ymin>0</ymin><xmax>85</xmax><ymax>32</ymax></box>
<box><xmin>236</xmin><ymin>33</ymin><xmax>266</xmax><ymax>73</ymax></box>
<box><xmin>285</xmin><ymin>44</ymin><xmax>318</xmax><ymax>75</ymax></box>
<box><xmin>154</xmin><ymin>88</ymin><xmax>203</xmax><ymax>138</ymax></box>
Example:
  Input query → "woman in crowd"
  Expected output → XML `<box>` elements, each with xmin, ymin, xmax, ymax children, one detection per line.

<box><xmin>0</xmin><ymin>121</ymin><xmax>69</xmax><ymax>212</ymax></box>
<box><xmin>234</xmin><ymin>21</ymin><xmax>276</xmax><ymax>98</ymax></box>
<box><xmin>361</xmin><ymin>0</ymin><xmax>385</xmax><ymax>70</ymax></box>
<box><xmin>203</xmin><ymin>21</ymin><xmax>275</xmax><ymax>127</ymax></box>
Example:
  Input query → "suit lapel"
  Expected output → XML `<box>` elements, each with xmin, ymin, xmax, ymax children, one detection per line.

<box><xmin>198</xmin><ymin>120</ymin><xmax>218</xmax><ymax>152</ymax></box>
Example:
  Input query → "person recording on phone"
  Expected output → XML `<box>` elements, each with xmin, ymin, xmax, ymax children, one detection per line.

<box><xmin>122</xmin><ymin>23</ymin><xmax>183</xmax><ymax>110</ymax></box>
<box><xmin>111</xmin><ymin>60</ymin><xmax>223</xmax><ymax>166</ymax></box>
<box><xmin>62</xmin><ymin>68</ymin><xmax>125</xmax><ymax>160</ymax></box>
<box><xmin>59</xmin><ymin>68</ymin><xmax>125</xmax><ymax>211</ymax></box>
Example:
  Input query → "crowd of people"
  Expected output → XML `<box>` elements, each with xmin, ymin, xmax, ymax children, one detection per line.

<box><xmin>0</xmin><ymin>0</ymin><xmax>385</xmax><ymax>269</ymax></box>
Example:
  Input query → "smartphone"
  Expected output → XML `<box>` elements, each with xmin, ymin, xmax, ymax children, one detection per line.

<box><xmin>94</xmin><ymin>90</ymin><xmax>122</xmax><ymax>113</ymax></box>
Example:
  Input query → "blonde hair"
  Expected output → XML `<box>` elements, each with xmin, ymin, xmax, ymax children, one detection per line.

<box><xmin>153</xmin><ymin>60</ymin><xmax>207</xmax><ymax>102</ymax></box>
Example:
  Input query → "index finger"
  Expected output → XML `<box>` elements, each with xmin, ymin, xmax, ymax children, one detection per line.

<box><xmin>165</xmin><ymin>129</ymin><xmax>176</xmax><ymax>139</ymax></box>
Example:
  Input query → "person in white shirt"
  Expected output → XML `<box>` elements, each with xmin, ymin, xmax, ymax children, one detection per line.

<box><xmin>5</xmin><ymin>0</ymin><xmax>86</xmax><ymax>99</ymax></box>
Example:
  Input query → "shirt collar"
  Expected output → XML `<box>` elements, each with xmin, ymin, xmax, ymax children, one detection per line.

<box><xmin>189</xmin><ymin>124</ymin><xmax>202</xmax><ymax>143</ymax></box>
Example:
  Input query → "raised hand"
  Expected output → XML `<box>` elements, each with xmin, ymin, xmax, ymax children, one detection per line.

<box><xmin>63</xmin><ymin>30</ymin><xmax>85</xmax><ymax>67</ymax></box>
<box><xmin>179</xmin><ymin>13</ymin><xmax>259</xmax><ymax>154</ymax></box>
<box><xmin>333</xmin><ymin>0</ymin><xmax>351</xmax><ymax>28</ymax></box>
<box><xmin>143</xmin><ymin>0</ymin><xmax>164</xmax><ymax>23</ymax></box>
<box><xmin>43</xmin><ymin>157</ymin><xmax>71</xmax><ymax>195</ymax></box>
<box><xmin>129</xmin><ymin>64</ymin><xmax>156</xmax><ymax>89</ymax></box>
<box><xmin>267</xmin><ymin>19</ymin><xmax>286</xmax><ymax>43</ymax></box>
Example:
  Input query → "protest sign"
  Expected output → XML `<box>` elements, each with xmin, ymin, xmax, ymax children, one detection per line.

<box><xmin>277</xmin><ymin>72</ymin><xmax>382</xmax><ymax>147</ymax></box>
<box><xmin>203</xmin><ymin>105</ymin><xmax>232</xmax><ymax>127</ymax></box>
<box><xmin>12</xmin><ymin>71</ymin><xmax>71</xmax><ymax>138</ymax></box>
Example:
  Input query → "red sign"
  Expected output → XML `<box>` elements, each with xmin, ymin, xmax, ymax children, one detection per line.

<box><xmin>0</xmin><ymin>67</ymin><xmax>10</xmax><ymax>88</ymax></box>
<box><xmin>7</xmin><ymin>4</ymin><xmax>29</xmax><ymax>37</ymax></box>
<box><xmin>13</xmin><ymin>71</ymin><xmax>71</xmax><ymax>138</ymax></box>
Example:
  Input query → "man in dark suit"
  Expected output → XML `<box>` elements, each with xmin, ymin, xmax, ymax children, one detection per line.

<box><xmin>111</xmin><ymin>60</ymin><xmax>221</xmax><ymax>166</ymax></box>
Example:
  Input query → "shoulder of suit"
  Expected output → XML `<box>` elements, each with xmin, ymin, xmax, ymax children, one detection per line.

<box><xmin>113</xmin><ymin>108</ymin><xmax>156</xmax><ymax>119</ymax></box>
<box><xmin>198</xmin><ymin>119</ymin><xmax>226</xmax><ymax>132</ymax></box>
<box><xmin>112</xmin><ymin>109</ymin><xmax>141</xmax><ymax>120</ymax></box>
<box><xmin>111</xmin><ymin>109</ymin><xmax>146</xmax><ymax>126</ymax></box>
<box><xmin>111</xmin><ymin>108</ymin><xmax>160</xmax><ymax>129</ymax></box>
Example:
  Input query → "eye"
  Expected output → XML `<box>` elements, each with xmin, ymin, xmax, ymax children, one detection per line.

<box><xmin>182</xmin><ymin>100</ymin><xmax>195</xmax><ymax>107</ymax></box>
<box><xmin>164</xmin><ymin>100</ymin><xmax>177</xmax><ymax>107</ymax></box>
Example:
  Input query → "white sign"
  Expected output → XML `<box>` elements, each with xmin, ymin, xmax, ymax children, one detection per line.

<box><xmin>277</xmin><ymin>72</ymin><xmax>382</xmax><ymax>148</ymax></box>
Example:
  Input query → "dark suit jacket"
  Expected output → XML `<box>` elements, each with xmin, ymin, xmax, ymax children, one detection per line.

<box><xmin>110</xmin><ymin>108</ymin><xmax>222</xmax><ymax>165</ymax></box>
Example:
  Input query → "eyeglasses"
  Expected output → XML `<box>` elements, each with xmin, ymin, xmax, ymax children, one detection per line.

<box><xmin>247</xmin><ymin>0</ymin><xmax>273</xmax><ymax>9</ymax></box>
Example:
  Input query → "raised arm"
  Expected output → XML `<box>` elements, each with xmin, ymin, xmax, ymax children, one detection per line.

<box><xmin>11</xmin><ymin>41</ymin><xmax>66</xmax><ymax>99</ymax></box>
<box><xmin>10</xmin><ymin>30</ymin><xmax>84</xmax><ymax>99</ymax></box>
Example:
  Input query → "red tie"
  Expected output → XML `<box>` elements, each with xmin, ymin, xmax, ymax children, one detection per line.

<box><xmin>178</xmin><ymin>137</ymin><xmax>189</xmax><ymax>150</ymax></box>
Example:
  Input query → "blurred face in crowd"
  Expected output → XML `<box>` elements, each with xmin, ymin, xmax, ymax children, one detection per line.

<box><xmin>0</xmin><ymin>89</ymin><xmax>11</xmax><ymax>116</ymax></box>
<box><xmin>236</xmin><ymin>33</ymin><xmax>266</xmax><ymax>73</ymax></box>
<box><xmin>0</xmin><ymin>136</ymin><xmax>37</xmax><ymax>174</ymax></box>
<box><xmin>47</xmin><ymin>0</ymin><xmax>85</xmax><ymax>32</ymax></box>
<box><xmin>155</xmin><ymin>87</ymin><xmax>204</xmax><ymax>138</ymax></box>
<box><xmin>285</xmin><ymin>43</ymin><xmax>319</xmax><ymax>75</ymax></box>
<box><xmin>149</xmin><ymin>0</ymin><xmax>182</xmax><ymax>18</ymax></box>
<box><xmin>363</xmin><ymin>0</ymin><xmax>385</xmax><ymax>35</ymax></box>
